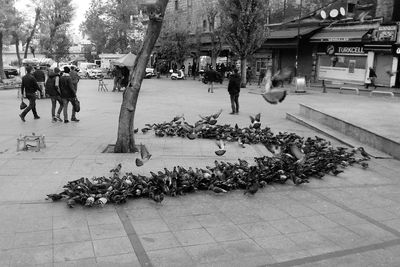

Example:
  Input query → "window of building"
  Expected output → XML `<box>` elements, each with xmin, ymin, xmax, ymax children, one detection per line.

<box><xmin>187</xmin><ymin>0</ymin><xmax>192</xmax><ymax>8</ymax></box>
<box><xmin>175</xmin><ymin>0</ymin><xmax>178</xmax><ymax>10</ymax></box>
<box><xmin>209</xmin><ymin>20</ymin><xmax>214</xmax><ymax>32</ymax></box>
<box><xmin>347</xmin><ymin>3</ymin><xmax>355</xmax><ymax>13</ymax></box>
<box><xmin>203</xmin><ymin>20</ymin><xmax>207</xmax><ymax>32</ymax></box>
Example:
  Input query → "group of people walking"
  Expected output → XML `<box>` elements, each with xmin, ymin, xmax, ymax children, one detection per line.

<box><xmin>19</xmin><ymin>65</ymin><xmax>80</xmax><ymax>123</ymax></box>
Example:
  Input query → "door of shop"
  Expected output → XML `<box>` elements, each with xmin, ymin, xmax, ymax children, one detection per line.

<box><xmin>374</xmin><ymin>53</ymin><xmax>392</xmax><ymax>87</ymax></box>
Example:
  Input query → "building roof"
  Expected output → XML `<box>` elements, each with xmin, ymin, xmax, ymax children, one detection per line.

<box><xmin>268</xmin><ymin>26</ymin><xmax>322</xmax><ymax>39</ymax></box>
<box><xmin>310</xmin><ymin>29</ymin><xmax>369</xmax><ymax>42</ymax></box>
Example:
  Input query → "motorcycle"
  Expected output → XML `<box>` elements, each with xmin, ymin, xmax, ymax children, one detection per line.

<box><xmin>171</xmin><ymin>69</ymin><xmax>185</xmax><ymax>80</ymax></box>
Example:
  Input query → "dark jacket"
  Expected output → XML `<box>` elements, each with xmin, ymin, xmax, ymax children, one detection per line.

<box><xmin>21</xmin><ymin>73</ymin><xmax>40</xmax><ymax>96</ymax></box>
<box><xmin>70</xmin><ymin>70</ymin><xmax>80</xmax><ymax>84</ymax></box>
<box><xmin>59</xmin><ymin>74</ymin><xmax>76</xmax><ymax>99</ymax></box>
<box><xmin>33</xmin><ymin>70</ymin><xmax>45</xmax><ymax>82</ymax></box>
<box><xmin>45</xmin><ymin>71</ymin><xmax>60</xmax><ymax>97</ymax></box>
<box><xmin>204</xmin><ymin>70</ymin><xmax>219</xmax><ymax>82</ymax></box>
<box><xmin>369</xmin><ymin>68</ymin><xmax>377</xmax><ymax>78</ymax></box>
<box><xmin>228</xmin><ymin>73</ymin><xmax>241</xmax><ymax>95</ymax></box>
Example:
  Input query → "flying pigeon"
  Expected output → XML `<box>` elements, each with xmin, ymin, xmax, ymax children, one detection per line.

<box><xmin>135</xmin><ymin>144</ymin><xmax>152</xmax><ymax>167</ymax></box>
<box><xmin>215</xmin><ymin>139</ymin><xmax>226</xmax><ymax>156</ymax></box>
<box><xmin>290</xmin><ymin>144</ymin><xmax>306</xmax><ymax>165</ymax></box>
<box><xmin>261</xmin><ymin>69</ymin><xmax>287</xmax><ymax>104</ymax></box>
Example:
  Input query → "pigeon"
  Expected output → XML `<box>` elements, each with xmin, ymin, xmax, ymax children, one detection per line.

<box><xmin>136</xmin><ymin>144</ymin><xmax>152</xmax><ymax>167</ymax></box>
<box><xmin>244</xmin><ymin>182</ymin><xmax>259</xmax><ymax>195</ymax></box>
<box><xmin>46</xmin><ymin>194</ymin><xmax>63</xmax><ymax>201</ymax></box>
<box><xmin>261</xmin><ymin>69</ymin><xmax>287</xmax><ymax>104</ymax></box>
<box><xmin>250</xmin><ymin>113</ymin><xmax>261</xmax><ymax>129</ymax></box>
<box><xmin>209</xmin><ymin>185</ymin><xmax>227</xmax><ymax>193</ymax></box>
<box><xmin>290</xmin><ymin>144</ymin><xmax>306</xmax><ymax>165</ymax></box>
<box><xmin>215</xmin><ymin>139</ymin><xmax>226</xmax><ymax>156</ymax></box>
<box><xmin>238</xmin><ymin>137</ymin><xmax>245</xmax><ymax>148</ymax></box>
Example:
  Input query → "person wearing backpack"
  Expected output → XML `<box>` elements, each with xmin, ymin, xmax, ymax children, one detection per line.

<box><xmin>45</xmin><ymin>67</ymin><xmax>63</xmax><ymax>122</ymax></box>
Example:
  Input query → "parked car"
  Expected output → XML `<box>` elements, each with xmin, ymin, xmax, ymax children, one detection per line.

<box><xmin>3</xmin><ymin>65</ymin><xmax>19</xmax><ymax>78</ymax></box>
<box><xmin>78</xmin><ymin>63</ymin><xmax>103</xmax><ymax>79</ymax></box>
<box><xmin>59</xmin><ymin>64</ymin><xmax>80</xmax><ymax>75</ymax></box>
<box><xmin>144</xmin><ymin>68</ymin><xmax>156</xmax><ymax>79</ymax></box>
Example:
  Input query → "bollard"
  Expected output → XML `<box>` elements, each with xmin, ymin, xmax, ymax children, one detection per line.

<box><xmin>322</xmin><ymin>80</ymin><xmax>326</xmax><ymax>93</ymax></box>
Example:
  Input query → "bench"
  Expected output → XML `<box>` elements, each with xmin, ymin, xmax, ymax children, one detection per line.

<box><xmin>17</xmin><ymin>134</ymin><xmax>46</xmax><ymax>152</ymax></box>
<box><xmin>339</xmin><ymin>87</ymin><xmax>359</xmax><ymax>95</ymax></box>
<box><xmin>370</xmin><ymin>91</ymin><xmax>394</xmax><ymax>98</ymax></box>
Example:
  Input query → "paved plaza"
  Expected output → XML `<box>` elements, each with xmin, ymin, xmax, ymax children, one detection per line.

<box><xmin>1</xmin><ymin>77</ymin><xmax>400</xmax><ymax>266</ymax></box>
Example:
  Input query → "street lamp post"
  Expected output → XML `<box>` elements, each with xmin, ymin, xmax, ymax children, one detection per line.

<box><xmin>295</xmin><ymin>0</ymin><xmax>303</xmax><ymax>77</ymax></box>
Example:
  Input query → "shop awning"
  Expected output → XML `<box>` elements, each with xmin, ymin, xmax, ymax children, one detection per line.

<box><xmin>310</xmin><ymin>30</ymin><xmax>369</xmax><ymax>43</ymax></box>
<box><xmin>268</xmin><ymin>26</ymin><xmax>321</xmax><ymax>39</ymax></box>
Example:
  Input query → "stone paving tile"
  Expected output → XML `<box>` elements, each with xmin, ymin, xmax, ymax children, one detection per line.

<box><xmin>53</xmin><ymin>241</ymin><xmax>94</xmax><ymax>262</ymax></box>
<box><xmin>237</xmin><ymin>221</ymin><xmax>281</xmax><ymax>238</ymax></box>
<box><xmin>287</xmin><ymin>230</ymin><xmax>342</xmax><ymax>256</ymax></box>
<box><xmin>253</xmin><ymin>234</ymin><xmax>308</xmax><ymax>256</ymax></box>
<box><xmin>147</xmin><ymin>247</ymin><xmax>194</xmax><ymax>267</ymax></box>
<box><xmin>223</xmin><ymin>210</ymin><xmax>265</xmax><ymax>225</ymax></box>
<box><xmin>130</xmin><ymin>218</ymin><xmax>170</xmax><ymax>235</ymax></box>
<box><xmin>10</xmin><ymin>245</ymin><xmax>53</xmax><ymax>267</ymax></box>
<box><xmin>345</xmin><ymin>223</ymin><xmax>397</xmax><ymax>242</ymax></box>
<box><xmin>53</xmin><ymin>258</ymin><xmax>97</xmax><ymax>267</ymax></box>
<box><xmin>173</xmin><ymin>228</ymin><xmax>215</xmax><ymax>246</ymax></box>
<box><xmin>0</xmin><ymin>233</ymin><xmax>15</xmax><ymax>250</ymax></box>
<box><xmin>158</xmin><ymin>205</ymin><xmax>194</xmax><ymax>219</ymax></box>
<box><xmin>358</xmin><ymin>207</ymin><xmax>399</xmax><ymax>221</ymax></box>
<box><xmin>92</xmin><ymin>237</ymin><xmax>134</xmax><ymax>257</ymax></box>
<box><xmin>220</xmin><ymin>239</ymin><xmax>264</xmax><ymax>258</ymax></box>
<box><xmin>205</xmin><ymin>224</ymin><xmax>248</xmax><ymax>242</ymax></box>
<box><xmin>194</xmin><ymin>213</ymin><xmax>233</xmax><ymax>227</ymax></box>
<box><xmin>0</xmin><ymin>250</ymin><xmax>12</xmax><ymax>267</ymax></box>
<box><xmin>324</xmin><ymin>212</ymin><xmax>368</xmax><ymax>226</ymax></box>
<box><xmin>53</xmin><ymin>214</ymin><xmax>88</xmax><ymax>230</ymax></box>
<box><xmin>315</xmin><ymin>226</ymin><xmax>366</xmax><ymax>250</ymax></box>
<box><xmin>182</xmin><ymin>202</ymin><xmax>220</xmax><ymax>215</ymax></box>
<box><xmin>163</xmin><ymin>215</ymin><xmax>202</xmax><ymax>231</ymax></box>
<box><xmin>125</xmin><ymin>207</ymin><xmax>161</xmax><ymax>221</ymax></box>
<box><xmin>89</xmin><ymin>223</ymin><xmax>126</xmax><ymax>240</ymax></box>
<box><xmin>13</xmin><ymin>230</ymin><xmax>52</xmax><ymax>248</ymax></box>
<box><xmin>303</xmin><ymin>200</ymin><xmax>345</xmax><ymax>214</ymax></box>
<box><xmin>15</xmin><ymin>216</ymin><xmax>53</xmax><ymax>233</ymax></box>
<box><xmin>279</xmin><ymin>204</ymin><xmax>320</xmax><ymax>218</ymax></box>
<box><xmin>184</xmin><ymin>243</ymin><xmax>233</xmax><ymax>264</ymax></box>
<box><xmin>382</xmin><ymin>218</ymin><xmax>400</xmax><ymax>232</ymax></box>
<box><xmin>268</xmin><ymin>217</ymin><xmax>312</xmax><ymax>235</ymax></box>
<box><xmin>96</xmin><ymin>253</ymin><xmax>141</xmax><ymax>267</ymax></box>
<box><xmin>86</xmin><ymin>211</ymin><xmax>121</xmax><ymax>226</ymax></box>
<box><xmin>139</xmin><ymin>231</ymin><xmax>180</xmax><ymax>251</ymax></box>
<box><xmin>53</xmin><ymin>226</ymin><xmax>91</xmax><ymax>244</ymax></box>
<box><xmin>255</xmin><ymin>206</ymin><xmax>291</xmax><ymax>221</ymax></box>
<box><xmin>296</xmin><ymin>214</ymin><xmax>340</xmax><ymax>230</ymax></box>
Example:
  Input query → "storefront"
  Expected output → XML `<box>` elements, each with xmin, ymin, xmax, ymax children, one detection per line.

<box><xmin>310</xmin><ymin>28</ymin><xmax>375</xmax><ymax>84</ymax></box>
<box><xmin>363</xmin><ymin>24</ymin><xmax>398</xmax><ymax>87</ymax></box>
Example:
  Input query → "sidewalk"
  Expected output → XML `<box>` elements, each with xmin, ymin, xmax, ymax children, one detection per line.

<box><xmin>1</xmin><ymin>78</ymin><xmax>400</xmax><ymax>266</ymax></box>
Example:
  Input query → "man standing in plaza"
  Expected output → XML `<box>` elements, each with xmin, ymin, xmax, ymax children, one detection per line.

<box><xmin>19</xmin><ymin>65</ymin><xmax>41</xmax><ymax>122</ymax></box>
<box><xmin>228</xmin><ymin>68</ymin><xmax>241</xmax><ymax>114</ymax></box>
<box><xmin>59</xmin><ymin>67</ymin><xmax>79</xmax><ymax>123</ymax></box>
<box><xmin>33</xmin><ymin>66</ymin><xmax>46</xmax><ymax>98</ymax></box>
<box><xmin>70</xmin><ymin>66</ymin><xmax>80</xmax><ymax>92</ymax></box>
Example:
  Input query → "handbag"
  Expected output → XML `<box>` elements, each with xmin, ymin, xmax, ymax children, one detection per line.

<box><xmin>72</xmin><ymin>98</ymin><xmax>80</xmax><ymax>113</ymax></box>
<box><xmin>20</xmin><ymin>99</ymin><xmax>27</xmax><ymax>110</ymax></box>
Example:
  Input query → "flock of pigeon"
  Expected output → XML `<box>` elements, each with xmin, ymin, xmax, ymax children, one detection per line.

<box><xmin>47</xmin><ymin>111</ymin><xmax>371</xmax><ymax>208</ymax></box>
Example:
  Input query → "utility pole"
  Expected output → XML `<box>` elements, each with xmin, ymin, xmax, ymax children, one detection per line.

<box><xmin>295</xmin><ymin>0</ymin><xmax>302</xmax><ymax>77</ymax></box>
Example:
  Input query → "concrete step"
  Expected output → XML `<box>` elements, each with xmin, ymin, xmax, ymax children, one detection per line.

<box><xmin>286</xmin><ymin>107</ymin><xmax>396</xmax><ymax>159</ymax></box>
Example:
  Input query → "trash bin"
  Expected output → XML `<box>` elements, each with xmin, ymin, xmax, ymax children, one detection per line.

<box><xmin>295</xmin><ymin>77</ymin><xmax>306</xmax><ymax>93</ymax></box>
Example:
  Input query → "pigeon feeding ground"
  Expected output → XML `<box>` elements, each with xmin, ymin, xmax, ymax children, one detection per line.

<box><xmin>47</xmin><ymin>111</ymin><xmax>370</xmax><ymax>208</ymax></box>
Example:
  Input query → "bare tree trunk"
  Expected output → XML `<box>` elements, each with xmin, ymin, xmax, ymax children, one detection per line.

<box><xmin>114</xmin><ymin>0</ymin><xmax>170</xmax><ymax>153</ymax></box>
<box><xmin>24</xmin><ymin>7</ymin><xmax>40</xmax><ymax>59</ymax></box>
<box><xmin>0</xmin><ymin>32</ymin><xmax>5</xmax><ymax>81</ymax></box>
<box><xmin>240</xmin><ymin>57</ymin><xmax>247</xmax><ymax>88</ymax></box>
<box><xmin>13</xmin><ymin>33</ymin><xmax>21</xmax><ymax>66</ymax></box>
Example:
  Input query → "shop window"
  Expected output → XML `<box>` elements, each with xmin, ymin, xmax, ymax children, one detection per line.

<box><xmin>319</xmin><ymin>55</ymin><xmax>366</xmax><ymax>69</ymax></box>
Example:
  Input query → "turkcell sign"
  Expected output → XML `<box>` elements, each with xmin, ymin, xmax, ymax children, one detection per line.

<box><xmin>337</xmin><ymin>46</ymin><xmax>364</xmax><ymax>53</ymax></box>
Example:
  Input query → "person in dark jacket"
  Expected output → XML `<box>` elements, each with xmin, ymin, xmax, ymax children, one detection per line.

<box><xmin>19</xmin><ymin>65</ymin><xmax>41</xmax><ymax>122</ymax></box>
<box><xmin>228</xmin><ymin>69</ymin><xmax>241</xmax><ymax>114</ymax></box>
<box><xmin>204</xmin><ymin>67</ymin><xmax>218</xmax><ymax>93</ymax></box>
<box><xmin>45</xmin><ymin>67</ymin><xmax>63</xmax><ymax>122</ymax></box>
<box><xmin>59</xmin><ymin>67</ymin><xmax>78</xmax><ymax>123</ymax></box>
<box><xmin>33</xmin><ymin>67</ymin><xmax>46</xmax><ymax>98</ymax></box>
<box><xmin>366</xmin><ymin>67</ymin><xmax>377</xmax><ymax>89</ymax></box>
<box><xmin>70</xmin><ymin>66</ymin><xmax>80</xmax><ymax>92</ymax></box>
<box><xmin>120</xmin><ymin>66</ymin><xmax>130</xmax><ymax>89</ymax></box>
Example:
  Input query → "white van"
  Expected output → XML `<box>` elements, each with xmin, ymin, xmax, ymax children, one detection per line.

<box><xmin>78</xmin><ymin>62</ymin><xmax>102</xmax><ymax>79</ymax></box>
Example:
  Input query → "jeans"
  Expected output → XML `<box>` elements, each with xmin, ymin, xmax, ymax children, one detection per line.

<box><xmin>51</xmin><ymin>95</ymin><xmax>64</xmax><ymax>118</ymax></box>
<box><xmin>62</xmin><ymin>98</ymin><xmax>76</xmax><ymax>120</ymax></box>
<box><xmin>37</xmin><ymin>82</ymin><xmax>45</xmax><ymax>98</ymax></box>
<box><xmin>21</xmin><ymin>93</ymin><xmax>39</xmax><ymax>118</ymax></box>
<box><xmin>230</xmin><ymin>93</ymin><xmax>239</xmax><ymax>113</ymax></box>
